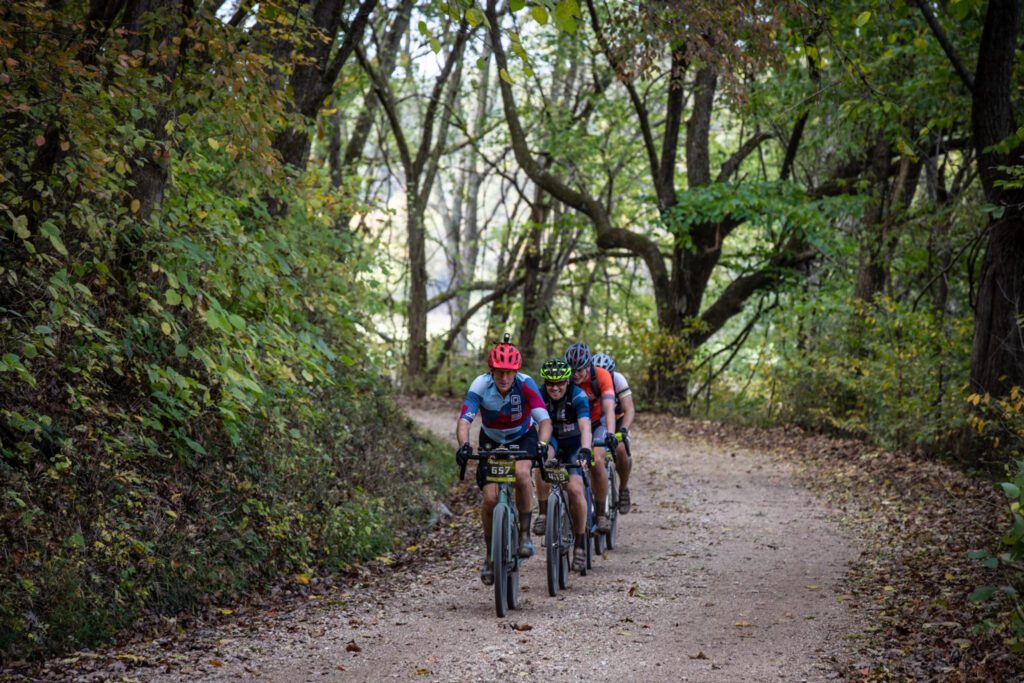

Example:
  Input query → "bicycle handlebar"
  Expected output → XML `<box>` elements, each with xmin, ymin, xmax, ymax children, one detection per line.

<box><xmin>458</xmin><ymin>447</ymin><xmax>536</xmax><ymax>481</ymax></box>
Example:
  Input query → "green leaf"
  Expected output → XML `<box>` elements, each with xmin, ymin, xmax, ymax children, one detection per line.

<box><xmin>465</xmin><ymin>7</ymin><xmax>483</xmax><ymax>27</ymax></box>
<box><xmin>531</xmin><ymin>5</ymin><xmax>548</xmax><ymax>24</ymax></box>
<box><xmin>1000</xmin><ymin>482</ymin><xmax>1021</xmax><ymax>499</ymax></box>
<box><xmin>982</xmin><ymin>557</ymin><xmax>999</xmax><ymax>569</ymax></box>
<box><xmin>968</xmin><ymin>586</ymin><xmax>996</xmax><ymax>602</ymax></box>
<box><xmin>183</xmin><ymin>435</ymin><xmax>206</xmax><ymax>455</ymax></box>
<box><xmin>417</xmin><ymin>20</ymin><xmax>429</xmax><ymax>35</ymax></box>
<box><xmin>967</xmin><ymin>549</ymin><xmax>990</xmax><ymax>559</ymax></box>
<box><xmin>165</xmin><ymin>289</ymin><xmax>182</xmax><ymax>306</ymax></box>
<box><xmin>228</xmin><ymin>313</ymin><xmax>247</xmax><ymax>331</ymax></box>
<box><xmin>499</xmin><ymin>68</ymin><xmax>514</xmax><ymax>85</ymax></box>
<box><xmin>430</xmin><ymin>37</ymin><xmax>441</xmax><ymax>54</ymax></box>
<box><xmin>205</xmin><ymin>309</ymin><xmax>231</xmax><ymax>333</ymax></box>
<box><xmin>855</xmin><ymin>11</ymin><xmax>871</xmax><ymax>26</ymax></box>
<box><xmin>510</xmin><ymin>0</ymin><xmax>525</xmax><ymax>10</ymax></box>
<box><xmin>68</xmin><ymin>533</ymin><xmax>85</xmax><ymax>548</ymax></box>
<box><xmin>12</xmin><ymin>215</ymin><xmax>30</xmax><ymax>239</ymax></box>
<box><xmin>39</xmin><ymin>221</ymin><xmax>68</xmax><ymax>256</ymax></box>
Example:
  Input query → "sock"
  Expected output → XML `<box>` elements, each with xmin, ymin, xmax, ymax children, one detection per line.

<box><xmin>520</xmin><ymin>512</ymin><xmax>531</xmax><ymax>536</ymax></box>
<box><xmin>597</xmin><ymin>501</ymin><xmax>607</xmax><ymax>517</ymax></box>
<box><xmin>574</xmin><ymin>533</ymin><xmax>585</xmax><ymax>549</ymax></box>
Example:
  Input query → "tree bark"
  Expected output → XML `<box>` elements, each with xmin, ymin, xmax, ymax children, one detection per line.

<box><xmin>968</xmin><ymin>0</ymin><xmax>1024</xmax><ymax>395</ymax></box>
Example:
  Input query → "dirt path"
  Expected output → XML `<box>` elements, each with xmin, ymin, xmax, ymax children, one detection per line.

<box><xmin>24</xmin><ymin>407</ymin><xmax>864</xmax><ymax>681</ymax></box>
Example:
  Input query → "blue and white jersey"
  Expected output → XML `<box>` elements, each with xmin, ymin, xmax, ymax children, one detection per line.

<box><xmin>459</xmin><ymin>372</ymin><xmax>550</xmax><ymax>444</ymax></box>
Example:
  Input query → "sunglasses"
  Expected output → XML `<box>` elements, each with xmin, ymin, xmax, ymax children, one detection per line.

<box><xmin>544</xmin><ymin>380</ymin><xmax>569</xmax><ymax>387</ymax></box>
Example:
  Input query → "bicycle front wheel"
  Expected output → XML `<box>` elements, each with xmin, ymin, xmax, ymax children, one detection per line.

<box><xmin>493</xmin><ymin>504</ymin><xmax>510</xmax><ymax>617</ymax></box>
<box><xmin>545</xmin><ymin>495</ymin><xmax>561</xmax><ymax>597</ymax></box>
<box><xmin>607</xmin><ymin>461</ymin><xmax>619</xmax><ymax>551</ymax></box>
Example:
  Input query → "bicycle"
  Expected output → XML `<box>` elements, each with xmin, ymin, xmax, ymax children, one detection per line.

<box><xmin>594</xmin><ymin>431</ymin><xmax>628</xmax><ymax>554</ymax></box>
<box><xmin>460</xmin><ymin>446</ymin><xmax>536</xmax><ymax>617</ymax></box>
<box><xmin>539</xmin><ymin>456</ymin><xmax>577</xmax><ymax>595</ymax></box>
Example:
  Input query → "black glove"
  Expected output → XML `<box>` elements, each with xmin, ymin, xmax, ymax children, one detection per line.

<box><xmin>619</xmin><ymin>426</ymin><xmax>629</xmax><ymax>440</ymax></box>
<box><xmin>604</xmin><ymin>432</ymin><xmax>618</xmax><ymax>452</ymax></box>
<box><xmin>456</xmin><ymin>443</ymin><xmax>472</xmax><ymax>468</ymax></box>
<box><xmin>578</xmin><ymin>447</ymin><xmax>592</xmax><ymax>466</ymax></box>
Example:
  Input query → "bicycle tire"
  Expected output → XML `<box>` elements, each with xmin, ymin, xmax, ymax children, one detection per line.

<box><xmin>507</xmin><ymin>514</ymin><xmax>520</xmax><ymax>610</ymax></box>
<box><xmin>558</xmin><ymin>500</ymin><xmax>571</xmax><ymax>590</ymax></box>
<box><xmin>545</xmin><ymin>496</ymin><xmax>561</xmax><ymax>597</ymax></box>
<box><xmin>607</xmin><ymin>461</ymin><xmax>618</xmax><ymax>551</ymax></box>
<box><xmin>493</xmin><ymin>504</ymin><xmax>509</xmax><ymax>617</ymax></box>
<box><xmin>594</xmin><ymin>520</ymin><xmax>605</xmax><ymax>555</ymax></box>
<box><xmin>584</xmin><ymin>524</ymin><xmax>592</xmax><ymax>573</ymax></box>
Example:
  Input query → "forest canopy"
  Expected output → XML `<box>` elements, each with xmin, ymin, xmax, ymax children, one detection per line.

<box><xmin>2</xmin><ymin>0</ymin><xmax>1024</xmax><ymax>662</ymax></box>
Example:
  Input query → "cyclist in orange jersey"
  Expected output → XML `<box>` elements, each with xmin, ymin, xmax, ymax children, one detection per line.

<box><xmin>563</xmin><ymin>341</ymin><xmax>616</xmax><ymax>534</ymax></box>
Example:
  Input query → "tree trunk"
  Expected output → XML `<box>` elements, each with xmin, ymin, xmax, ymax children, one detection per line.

<box><xmin>968</xmin><ymin>0</ymin><xmax>1024</xmax><ymax>395</ymax></box>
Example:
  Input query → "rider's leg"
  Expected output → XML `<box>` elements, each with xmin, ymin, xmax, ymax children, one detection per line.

<box><xmin>514</xmin><ymin>459</ymin><xmax>536</xmax><ymax>557</ymax></box>
<box><xmin>533</xmin><ymin>468</ymin><xmax>550</xmax><ymax>535</ymax></box>
<box><xmin>480</xmin><ymin>482</ymin><xmax>498</xmax><ymax>584</ymax></box>
<box><xmin>567</xmin><ymin>474</ymin><xmax>586</xmax><ymax>536</ymax></box>
<box><xmin>591</xmin><ymin>447</ymin><xmax>609</xmax><ymax>515</ymax></box>
<box><xmin>615</xmin><ymin>441</ymin><xmax>632</xmax><ymax>514</ymax></box>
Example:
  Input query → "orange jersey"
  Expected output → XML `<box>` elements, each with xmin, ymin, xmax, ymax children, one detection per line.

<box><xmin>576</xmin><ymin>366</ymin><xmax>616</xmax><ymax>424</ymax></box>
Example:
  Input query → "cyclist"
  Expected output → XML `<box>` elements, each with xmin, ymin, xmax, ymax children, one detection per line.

<box><xmin>592</xmin><ymin>353</ymin><xmax>635</xmax><ymax>514</ymax></box>
<box><xmin>532</xmin><ymin>358</ymin><xmax>592</xmax><ymax>572</ymax></box>
<box><xmin>564</xmin><ymin>341</ymin><xmax>617</xmax><ymax>534</ymax></box>
<box><xmin>455</xmin><ymin>336</ymin><xmax>552</xmax><ymax>586</ymax></box>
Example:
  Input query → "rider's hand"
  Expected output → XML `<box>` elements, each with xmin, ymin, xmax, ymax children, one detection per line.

<box><xmin>578</xmin><ymin>447</ymin><xmax>592</xmax><ymax>466</ymax></box>
<box><xmin>604</xmin><ymin>432</ymin><xmax>618</xmax><ymax>452</ymax></box>
<box><xmin>619</xmin><ymin>426</ymin><xmax>629</xmax><ymax>440</ymax></box>
<box><xmin>537</xmin><ymin>440</ymin><xmax>549</xmax><ymax>456</ymax></box>
<box><xmin>456</xmin><ymin>443</ymin><xmax>472</xmax><ymax>468</ymax></box>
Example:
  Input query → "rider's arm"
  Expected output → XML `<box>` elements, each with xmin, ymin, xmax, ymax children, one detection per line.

<box><xmin>578</xmin><ymin>417</ymin><xmax>592</xmax><ymax>450</ymax></box>
<box><xmin>597</xmin><ymin>367</ymin><xmax>616</xmax><ymax>435</ymax></box>
<box><xmin>619</xmin><ymin>393</ymin><xmax>635</xmax><ymax>432</ymax></box>
<box><xmin>456</xmin><ymin>418</ymin><xmax>471</xmax><ymax>449</ymax></box>
<box><xmin>457</xmin><ymin>376</ymin><xmax>485</xmax><ymax>448</ymax></box>
<box><xmin>537</xmin><ymin>418</ymin><xmax>552</xmax><ymax>445</ymax></box>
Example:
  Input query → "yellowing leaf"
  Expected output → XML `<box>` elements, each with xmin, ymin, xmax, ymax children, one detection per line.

<box><xmin>218</xmin><ymin>608</ymin><xmax>233</xmax><ymax>615</ymax></box>
<box><xmin>294</xmin><ymin>573</ymin><xmax>311</xmax><ymax>585</ymax></box>
<box><xmin>207</xmin><ymin>137</ymin><xmax>220</xmax><ymax>150</ymax></box>
<box><xmin>499</xmin><ymin>68</ymin><xmax>514</xmax><ymax>85</ymax></box>
<box><xmin>130</xmin><ymin>198</ymin><xmax>141</xmax><ymax>214</ymax></box>
<box><xmin>855</xmin><ymin>11</ymin><xmax>871</xmax><ymax>26</ymax></box>
<box><xmin>406</xmin><ymin>545</ymin><xmax>418</xmax><ymax>552</ymax></box>
<box><xmin>531</xmin><ymin>5</ymin><xmax>548</xmax><ymax>24</ymax></box>
<box><xmin>161</xmin><ymin>322</ymin><xmax>172</xmax><ymax>336</ymax></box>
<box><xmin>734</xmin><ymin>620</ymin><xmax>754</xmax><ymax>628</ymax></box>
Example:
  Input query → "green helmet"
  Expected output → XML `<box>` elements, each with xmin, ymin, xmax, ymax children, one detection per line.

<box><xmin>540</xmin><ymin>357</ymin><xmax>572</xmax><ymax>382</ymax></box>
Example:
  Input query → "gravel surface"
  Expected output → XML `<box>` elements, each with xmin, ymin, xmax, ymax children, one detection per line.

<box><xmin>11</xmin><ymin>405</ymin><xmax>864</xmax><ymax>682</ymax></box>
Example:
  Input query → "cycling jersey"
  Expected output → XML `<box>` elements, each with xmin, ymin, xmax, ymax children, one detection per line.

<box><xmin>575</xmin><ymin>365</ymin><xmax>615</xmax><ymax>425</ymax></box>
<box><xmin>540</xmin><ymin>383</ymin><xmax>590</xmax><ymax>441</ymax></box>
<box><xmin>460</xmin><ymin>372</ymin><xmax>550</xmax><ymax>444</ymax></box>
<box><xmin>612</xmin><ymin>370</ymin><xmax>632</xmax><ymax>419</ymax></box>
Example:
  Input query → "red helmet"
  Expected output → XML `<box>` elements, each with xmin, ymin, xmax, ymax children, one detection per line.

<box><xmin>488</xmin><ymin>334</ymin><xmax>522</xmax><ymax>371</ymax></box>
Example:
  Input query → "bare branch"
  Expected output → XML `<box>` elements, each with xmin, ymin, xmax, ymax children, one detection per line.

<box><xmin>717</xmin><ymin>131</ymin><xmax>772</xmax><ymax>183</ymax></box>
<box><xmin>912</xmin><ymin>0</ymin><xmax>975</xmax><ymax>93</ymax></box>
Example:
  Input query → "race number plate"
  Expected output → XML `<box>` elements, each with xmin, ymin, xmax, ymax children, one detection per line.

<box><xmin>546</xmin><ymin>465</ymin><xmax>570</xmax><ymax>485</ymax></box>
<box><xmin>486</xmin><ymin>459</ymin><xmax>515</xmax><ymax>483</ymax></box>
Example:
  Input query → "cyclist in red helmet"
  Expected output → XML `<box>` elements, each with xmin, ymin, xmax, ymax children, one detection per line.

<box><xmin>456</xmin><ymin>335</ymin><xmax>552</xmax><ymax>585</ymax></box>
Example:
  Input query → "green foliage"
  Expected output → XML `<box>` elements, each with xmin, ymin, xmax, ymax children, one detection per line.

<box><xmin>0</xmin><ymin>2</ymin><xmax>452</xmax><ymax>658</ymax></box>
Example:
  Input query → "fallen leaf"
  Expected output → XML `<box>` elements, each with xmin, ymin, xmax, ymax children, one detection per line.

<box><xmin>208</xmin><ymin>659</ymin><xmax>223</xmax><ymax>667</ymax></box>
<box><xmin>294</xmin><ymin>573</ymin><xmax>310</xmax><ymax>585</ymax></box>
<box><xmin>734</xmin><ymin>620</ymin><xmax>753</xmax><ymax>628</ymax></box>
<box><xmin>346</xmin><ymin>640</ymin><xmax>361</xmax><ymax>653</ymax></box>
<box><xmin>689</xmin><ymin>651</ymin><xmax>708</xmax><ymax>660</ymax></box>
<box><xmin>336</xmin><ymin>665</ymin><xmax>346</xmax><ymax>671</ymax></box>
<box><xmin>414</xmin><ymin>668</ymin><xmax>431</xmax><ymax>676</ymax></box>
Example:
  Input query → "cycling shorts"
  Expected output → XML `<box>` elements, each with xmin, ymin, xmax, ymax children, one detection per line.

<box><xmin>547</xmin><ymin>435</ymin><xmax>584</xmax><ymax>477</ymax></box>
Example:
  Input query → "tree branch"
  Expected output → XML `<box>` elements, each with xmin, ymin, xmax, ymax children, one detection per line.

<box><xmin>912</xmin><ymin>0</ymin><xmax>975</xmax><ymax>94</ymax></box>
<box><xmin>717</xmin><ymin>131</ymin><xmax>772</xmax><ymax>183</ymax></box>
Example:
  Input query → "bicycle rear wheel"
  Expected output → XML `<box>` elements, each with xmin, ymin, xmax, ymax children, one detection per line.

<box><xmin>545</xmin><ymin>495</ymin><xmax>561</xmax><ymax>597</ymax></box>
<box><xmin>493</xmin><ymin>504</ymin><xmax>509</xmax><ymax>617</ymax></box>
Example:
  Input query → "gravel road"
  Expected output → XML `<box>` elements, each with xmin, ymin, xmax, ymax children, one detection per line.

<box><xmin>22</xmin><ymin>405</ymin><xmax>863</xmax><ymax>682</ymax></box>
